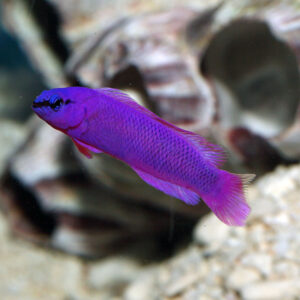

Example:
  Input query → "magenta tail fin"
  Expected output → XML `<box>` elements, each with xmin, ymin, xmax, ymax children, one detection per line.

<box><xmin>204</xmin><ymin>172</ymin><xmax>255</xmax><ymax>226</ymax></box>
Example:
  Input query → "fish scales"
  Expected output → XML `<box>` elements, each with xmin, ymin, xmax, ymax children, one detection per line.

<box><xmin>88</xmin><ymin>96</ymin><xmax>202</xmax><ymax>183</ymax></box>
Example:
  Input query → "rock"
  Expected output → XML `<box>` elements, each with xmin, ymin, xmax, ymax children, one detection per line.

<box><xmin>161</xmin><ymin>247</ymin><xmax>208</xmax><ymax>297</ymax></box>
<box><xmin>273</xmin><ymin>261</ymin><xmax>300</xmax><ymax>279</ymax></box>
<box><xmin>10</xmin><ymin>120</ymin><xmax>76</xmax><ymax>186</ymax></box>
<box><xmin>226</xmin><ymin>267</ymin><xmax>261</xmax><ymax>289</ymax></box>
<box><xmin>241</xmin><ymin>253</ymin><xmax>273</xmax><ymax>276</ymax></box>
<box><xmin>0</xmin><ymin>120</ymin><xmax>27</xmax><ymax>176</ymax></box>
<box><xmin>258</xmin><ymin>169</ymin><xmax>297</xmax><ymax>199</ymax></box>
<box><xmin>185</xmin><ymin>292</ymin><xmax>215</xmax><ymax>300</ymax></box>
<box><xmin>164</xmin><ymin>269</ymin><xmax>203</xmax><ymax>297</ymax></box>
<box><xmin>264</xmin><ymin>212</ymin><xmax>291</xmax><ymax>226</ymax></box>
<box><xmin>0</xmin><ymin>215</ymin><xmax>84</xmax><ymax>299</ymax></box>
<box><xmin>193</xmin><ymin>214</ymin><xmax>230</xmax><ymax>248</ymax></box>
<box><xmin>87</xmin><ymin>257</ymin><xmax>142</xmax><ymax>290</ymax></box>
<box><xmin>0</xmin><ymin>213</ymin><xmax>147</xmax><ymax>300</ymax></box>
<box><xmin>124</xmin><ymin>268</ymin><xmax>160</xmax><ymax>300</ymax></box>
<box><xmin>248</xmin><ymin>196</ymin><xmax>279</xmax><ymax>221</ymax></box>
<box><xmin>241</xmin><ymin>280</ymin><xmax>300</xmax><ymax>300</ymax></box>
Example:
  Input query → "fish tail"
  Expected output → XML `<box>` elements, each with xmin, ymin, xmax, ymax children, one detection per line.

<box><xmin>203</xmin><ymin>171</ymin><xmax>255</xmax><ymax>226</ymax></box>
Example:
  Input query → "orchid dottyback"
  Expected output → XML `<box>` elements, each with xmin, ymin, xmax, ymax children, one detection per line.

<box><xmin>32</xmin><ymin>87</ymin><xmax>255</xmax><ymax>226</ymax></box>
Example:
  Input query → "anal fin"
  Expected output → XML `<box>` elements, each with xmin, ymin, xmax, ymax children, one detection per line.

<box><xmin>133</xmin><ymin>167</ymin><xmax>200</xmax><ymax>205</ymax></box>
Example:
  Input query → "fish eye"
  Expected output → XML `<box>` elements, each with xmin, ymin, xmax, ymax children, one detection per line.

<box><xmin>49</xmin><ymin>95</ymin><xmax>63</xmax><ymax>111</ymax></box>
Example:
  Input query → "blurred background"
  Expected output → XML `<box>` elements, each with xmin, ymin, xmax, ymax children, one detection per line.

<box><xmin>0</xmin><ymin>0</ymin><xmax>300</xmax><ymax>299</ymax></box>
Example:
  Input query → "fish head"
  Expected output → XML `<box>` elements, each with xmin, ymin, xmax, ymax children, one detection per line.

<box><xmin>32</xmin><ymin>87</ymin><xmax>87</xmax><ymax>131</ymax></box>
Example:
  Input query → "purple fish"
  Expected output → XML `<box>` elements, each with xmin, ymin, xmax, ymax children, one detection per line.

<box><xmin>32</xmin><ymin>87</ymin><xmax>255</xmax><ymax>226</ymax></box>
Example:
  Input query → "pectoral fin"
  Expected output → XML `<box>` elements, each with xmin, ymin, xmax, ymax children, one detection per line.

<box><xmin>72</xmin><ymin>138</ymin><xmax>103</xmax><ymax>159</ymax></box>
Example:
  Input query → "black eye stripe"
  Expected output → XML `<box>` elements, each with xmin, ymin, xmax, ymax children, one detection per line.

<box><xmin>32</xmin><ymin>100</ymin><xmax>50</xmax><ymax>108</ymax></box>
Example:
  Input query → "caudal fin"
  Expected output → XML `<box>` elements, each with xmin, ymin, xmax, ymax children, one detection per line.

<box><xmin>204</xmin><ymin>172</ymin><xmax>255</xmax><ymax>226</ymax></box>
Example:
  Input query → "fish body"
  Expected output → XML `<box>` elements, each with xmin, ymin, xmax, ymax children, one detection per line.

<box><xmin>32</xmin><ymin>87</ymin><xmax>254</xmax><ymax>226</ymax></box>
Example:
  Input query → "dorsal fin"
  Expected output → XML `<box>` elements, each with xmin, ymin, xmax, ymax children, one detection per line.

<box><xmin>98</xmin><ymin>88</ymin><xmax>157</xmax><ymax>117</ymax></box>
<box><xmin>98</xmin><ymin>88</ymin><xmax>226</xmax><ymax>167</ymax></box>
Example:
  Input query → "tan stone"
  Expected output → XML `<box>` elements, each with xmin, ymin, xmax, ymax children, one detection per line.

<box><xmin>227</xmin><ymin>267</ymin><xmax>261</xmax><ymax>289</ymax></box>
<box><xmin>241</xmin><ymin>280</ymin><xmax>300</xmax><ymax>300</ymax></box>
